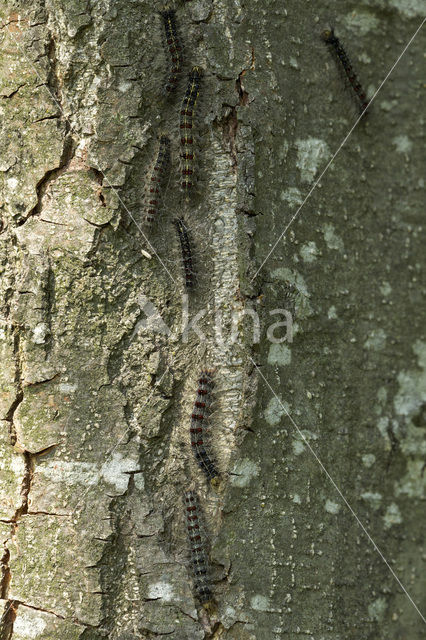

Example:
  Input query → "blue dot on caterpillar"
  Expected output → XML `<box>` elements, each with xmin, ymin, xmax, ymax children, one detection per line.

<box><xmin>190</xmin><ymin>370</ymin><xmax>221</xmax><ymax>488</ymax></box>
<box><xmin>184</xmin><ymin>490</ymin><xmax>215</xmax><ymax>611</ymax></box>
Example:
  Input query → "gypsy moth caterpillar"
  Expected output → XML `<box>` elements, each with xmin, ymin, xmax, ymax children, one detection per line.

<box><xmin>174</xmin><ymin>217</ymin><xmax>195</xmax><ymax>288</ymax></box>
<box><xmin>180</xmin><ymin>66</ymin><xmax>203</xmax><ymax>192</ymax></box>
<box><xmin>144</xmin><ymin>135</ymin><xmax>171</xmax><ymax>226</ymax></box>
<box><xmin>184</xmin><ymin>490</ymin><xmax>214</xmax><ymax>606</ymax></box>
<box><xmin>160</xmin><ymin>9</ymin><xmax>184</xmax><ymax>94</ymax></box>
<box><xmin>190</xmin><ymin>371</ymin><xmax>220</xmax><ymax>485</ymax></box>
<box><xmin>322</xmin><ymin>28</ymin><xmax>369</xmax><ymax>115</ymax></box>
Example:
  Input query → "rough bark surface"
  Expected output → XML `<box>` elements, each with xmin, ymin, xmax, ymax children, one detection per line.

<box><xmin>0</xmin><ymin>1</ymin><xmax>424</xmax><ymax>639</ymax></box>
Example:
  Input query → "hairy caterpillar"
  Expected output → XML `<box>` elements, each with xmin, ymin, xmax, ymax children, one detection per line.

<box><xmin>190</xmin><ymin>371</ymin><xmax>220</xmax><ymax>485</ymax></box>
<box><xmin>174</xmin><ymin>217</ymin><xmax>195</xmax><ymax>288</ymax></box>
<box><xmin>322</xmin><ymin>28</ymin><xmax>369</xmax><ymax>114</ymax></box>
<box><xmin>144</xmin><ymin>136</ymin><xmax>171</xmax><ymax>225</ymax></box>
<box><xmin>180</xmin><ymin>66</ymin><xmax>203</xmax><ymax>191</ymax></box>
<box><xmin>161</xmin><ymin>9</ymin><xmax>183</xmax><ymax>94</ymax></box>
<box><xmin>184</xmin><ymin>490</ymin><xmax>213</xmax><ymax>606</ymax></box>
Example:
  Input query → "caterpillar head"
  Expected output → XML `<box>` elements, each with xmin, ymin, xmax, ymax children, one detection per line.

<box><xmin>321</xmin><ymin>28</ymin><xmax>335</xmax><ymax>43</ymax></box>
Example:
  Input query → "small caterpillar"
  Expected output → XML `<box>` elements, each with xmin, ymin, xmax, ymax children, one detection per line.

<box><xmin>174</xmin><ymin>217</ymin><xmax>195</xmax><ymax>288</ymax></box>
<box><xmin>190</xmin><ymin>371</ymin><xmax>220</xmax><ymax>484</ymax></box>
<box><xmin>322</xmin><ymin>28</ymin><xmax>369</xmax><ymax>114</ymax></box>
<box><xmin>184</xmin><ymin>490</ymin><xmax>213</xmax><ymax>606</ymax></box>
<box><xmin>161</xmin><ymin>9</ymin><xmax>183</xmax><ymax>94</ymax></box>
<box><xmin>145</xmin><ymin>136</ymin><xmax>171</xmax><ymax>225</ymax></box>
<box><xmin>180</xmin><ymin>66</ymin><xmax>203</xmax><ymax>191</ymax></box>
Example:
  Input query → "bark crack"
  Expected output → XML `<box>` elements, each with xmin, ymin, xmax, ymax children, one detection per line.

<box><xmin>17</xmin><ymin>135</ymin><xmax>76</xmax><ymax>226</ymax></box>
<box><xmin>5</xmin><ymin>329</ymin><xmax>23</xmax><ymax>447</ymax></box>
<box><xmin>1</xmin><ymin>333</ymin><xmax>35</xmax><ymax>637</ymax></box>
<box><xmin>10</xmin><ymin>601</ymin><xmax>65</xmax><ymax>619</ymax></box>
<box><xmin>0</xmin><ymin>84</ymin><xmax>26</xmax><ymax>100</ymax></box>
<box><xmin>16</xmin><ymin>27</ymin><xmax>76</xmax><ymax>227</ymax></box>
<box><xmin>91</xmin><ymin>168</ymin><xmax>106</xmax><ymax>207</ymax></box>
<box><xmin>46</xmin><ymin>31</ymin><xmax>62</xmax><ymax>107</ymax></box>
<box><xmin>219</xmin><ymin>69</ymin><xmax>250</xmax><ymax>170</ymax></box>
<box><xmin>0</xmin><ymin>451</ymin><xmax>34</xmax><ymax>594</ymax></box>
<box><xmin>0</xmin><ymin>600</ymin><xmax>17</xmax><ymax>640</ymax></box>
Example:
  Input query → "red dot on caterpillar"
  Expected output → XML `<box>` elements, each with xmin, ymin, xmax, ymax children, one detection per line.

<box><xmin>183</xmin><ymin>490</ymin><xmax>215</xmax><ymax>608</ymax></box>
<box><xmin>189</xmin><ymin>370</ymin><xmax>220</xmax><ymax>486</ymax></box>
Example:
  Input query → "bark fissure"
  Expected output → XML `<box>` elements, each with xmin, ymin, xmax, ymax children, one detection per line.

<box><xmin>17</xmin><ymin>134</ymin><xmax>76</xmax><ymax>225</ymax></box>
<box><xmin>13</xmin><ymin>601</ymin><xmax>65</xmax><ymax>619</ymax></box>
<box><xmin>0</xmin><ymin>84</ymin><xmax>26</xmax><ymax>100</ymax></box>
<box><xmin>1</xmin><ymin>451</ymin><xmax>34</xmax><ymax>570</ymax></box>
<box><xmin>5</xmin><ymin>329</ymin><xmax>23</xmax><ymax>447</ymax></box>
<box><xmin>46</xmin><ymin>31</ymin><xmax>62</xmax><ymax>106</ymax></box>
<box><xmin>220</xmin><ymin>69</ymin><xmax>250</xmax><ymax>169</ymax></box>
<box><xmin>0</xmin><ymin>600</ymin><xmax>17</xmax><ymax>640</ymax></box>
<box><xmin>90</xmin><ymin>168</ymin><xmax>106</xmax><ymax>207</ymax></box>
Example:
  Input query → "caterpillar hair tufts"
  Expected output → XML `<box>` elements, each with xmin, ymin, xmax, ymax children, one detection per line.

<box><xmin>160</xmin><ymin>9</ymin><xmax>184</xmax><ymax>94</ymax></box>
<box><xmin>174</xmin><ymin>217</ymin><xmax>195</xmax><ymax>288</ymax></box>
<box><xmin>322</xmin><ymin>28</ymin><xmax>369</xmax><ymax>115</ymax></box>
<box><xmin>180</xmin><ymin>66</ymin><xmax>203</xmax><ymax>191</ymax></box>
<box><xmin>190</xmin><ymin>370</ymin><xmax>220</xmax><ymax>485</ymax></box>
<box><xmin>184</xmin><ymin>490</ymin><xmax>214</xmax><ymax>606</ymax></box>
<box><xmin>144</xmin><ymin>136</ymin><xmax>171</xmax><ymax>226</ymax></box>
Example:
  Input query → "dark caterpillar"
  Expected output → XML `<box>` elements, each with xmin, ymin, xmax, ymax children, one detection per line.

<box><xmin>145</xmin><ymin>136</ymin><xmax>171</xmax><ymax>225</ymax></box>
<box><xmin>180</xmin><ymin>66</ymin><xmax>203</xmax><ymax>191</ymax></box>
<box><xmin>190</xmin><ymin>371</ymin><xmax>220</xmax><ymax>484</ymax></box>
<box><xmin>184</xmin><ymin>491</ymin><xmax>213</xmax><ymax>606</ymax></box>
<box><xmin>174</xmin><ymin>217</ymin><xmax>195</xmax><ymax>288</ymax></box>
<box><xmin>322</xmin><ymin>28</ymin><xmax>369</xmax><ymax>114</ymax></box>
<box><xmin>161</xmin><ymin>9</ymin><xmax>183</xmax><ymax>94</ymax></box>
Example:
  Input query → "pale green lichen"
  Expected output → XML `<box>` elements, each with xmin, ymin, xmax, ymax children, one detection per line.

<box><xmin>383</xmin><ymin>503</ymin><xmax>402</xmax><ymax>529</ymax></box>
<box><xmin>324</xmin><ymin>499</ymin><xmax>340</xmax><ymax>514</ymax></box>
<box><xmin>392</xmin><ymin>135</ymin><xmax>413</xmax><ymax>154</ymax></box>
<box><xmin>264</xmin><ymin>395</ymin><xmax>289</xmax><ymax>426</ymax></box>
<box><xmin>322</xmin><ymin>223</ymin><xmax>344</xmax><ymax>252</ymax></box>
<box><xmin>343</xmin><ymin>10</ymin><xmax>380</xmax><ymax>35</ymax></box>
<box><xmin>394</xmin><ymin>340</ymin><xmax>426</xmax><ymax>417</ymax></box>
<box><xmin>364</xmin><ymin>328</ymin><xmax>387</xmax><ymax>351</ymax></box>
<box><xmin>230</xmin><ymin>458</ymin><xmax>260</xmax><ymax>487</ymax></box>
<box><xmin>250</xmin><ymin>594</ymin><xmax>271</xmax><ymax>612</ymax></box>
<box><xmin>360</xmin><ymin>492</ymin><xmax>382</xmax><ymax>511</ymax></box>
<box><xmin>368</xmin><ymin>596</ymin><xmax>388</xmax><ymax>622</ymax></box>
<box><xmin>267</xmin><ymin>343</ymin><xmax>291</xmax><ymax>367</ymax></box>
<box><xmin>295</xmin><ymin>138</ymin><xmax>330</xmax><ymax>183</ymax></box>
<box><xmin>279</xmin><ymin>186</ymin><xmax>302</xmax><ymax>207</ymax></box>
<box><xmin>292</xmin><ymin>430</ymin><xmax>318</xmax><ymax>456</ymax></box>
<box><xmin>299</xmin><ymin>241</ymin><xmax>318</xmax><ymax>263</ymax></box>
<box><xmin>362</xmin><ymin>454</ymin><xmax>376</xmax><ymax>467</ymax></box>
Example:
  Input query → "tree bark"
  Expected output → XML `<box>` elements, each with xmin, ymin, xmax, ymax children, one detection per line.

<box><xmin>0</xmin><ymin>1</ymin><xmax>424</xmax><ymax>639</ymax></box>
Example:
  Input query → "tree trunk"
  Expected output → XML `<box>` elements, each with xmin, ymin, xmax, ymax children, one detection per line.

<box><xmin>0</xmin><ymin>1</ymin><xmax>424</xmax><ymax>638</ymax></box>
